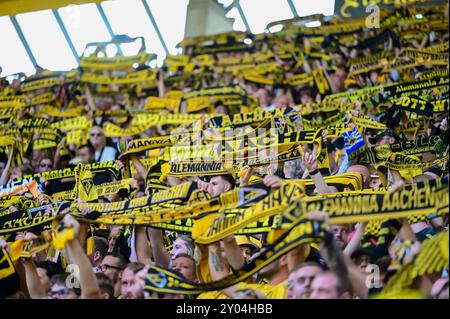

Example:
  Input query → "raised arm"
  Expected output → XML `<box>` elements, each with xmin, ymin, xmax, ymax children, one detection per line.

<box><xmin>315</xmin><ymin>60</ymin><xmax>333</xmax><ymax>93</ymax></box>
<box><xmin>397</xmin><ymin>218</ymin><xmax>417</xmax><ymax>242</ymax></box>
<box><xmin>208</xmin><ymin>242</ymin><xmax>238</xmax><ymax>297</ymax></box>
<box><xmin>22</xmin><ymin>258</ymin><xmax>48</xmax><ymax>299</ymax></box>
<box><xmin>321</xmin><ymin>229</ymin><xmax>369</xmax><ymax>299</ymax></box>
<box><xmin>343</xmin><ymin>222</ymin><xmax>368</xmax><ymax>256</ymax></box>
<box><xmin>84</xmin><ymin>84</ymin><xmax>96</xmax><ymax>112</ymax></box>
<box><xmin>146</xmin><ymin>227</ymin><xmax>170</xmax><ymax>267</ymax></box>
<box><xmin>303</xmin><ymin>152</ymin><xmax>335</xmax><ymax>194</ymax></box>
<box><xmin>19</xmin><ymin>233</ymin><xmax>48</xmax><ymax>299</ymax></box>
<box><xmin>221</xmin><ymin>235</ymin><xmax>245</xmax><ymax>271</ymax></box>
<box><xmin>53</xmin><ymin>142</ymin><xmax>64</xmax><ymax>170</ymax></box>
<box><xmin>63</xmin><ymin>215</ymin><xmax>101</xmax><ymax>299</ymax></box>
<box><xmin>309</xmin><ymin>212</ymin><xmax>369</xmax><ymax>299</ymax></box>
<box><xmin>0</xmin><ymin>146</ymin><xmax>14</xmax><ymax>185</ymax></box>
<box><xmin>135</xmin><ymin>226</ymin><xmax>153</xmax><ymax>265</ymax></box>
<box><xmin>157</xmin><ymin>68</ymin><xmax>166</xmax><ymax>98</ymax></box>
<box><xmin>129</xmin><ymin>154</ymin><xmax>148</xmax><ymax>182</ymax></box>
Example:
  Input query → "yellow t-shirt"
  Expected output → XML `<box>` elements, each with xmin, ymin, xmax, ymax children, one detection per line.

<box><xmin>196</xmin><ymin>291</ymin><xmax>229</xmax><ymax>299</ymax></box>
<box><xmin>196</xmin><ymin>281</ymin><xmax>287</xmax><ymax>299</ymax></box>
<box><xmin>236</xmin><ymin>281</ymin><xmax>287</xmax><ymax>299</ymax></box>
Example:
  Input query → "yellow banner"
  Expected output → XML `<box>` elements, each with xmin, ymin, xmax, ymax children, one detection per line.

<box><xmin>80</xmin><ymin>53</ymin><xmax>155</xmax><ymax>70</ymax></box>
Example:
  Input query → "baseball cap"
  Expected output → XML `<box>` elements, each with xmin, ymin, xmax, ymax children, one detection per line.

<box><xmin>235</xmin><ymin>235</ymin><xmax>262</xmax><ymax>252</ymax></box>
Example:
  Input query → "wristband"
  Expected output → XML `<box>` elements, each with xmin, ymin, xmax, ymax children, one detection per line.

<box><xmin>309</xmin><ymin>169</ymin><xmax>320</xmax><ymax>176</ymax></box>
<box><xmin>274</xmin><ymin>168</ymin><xmax>285</xmax><ymax>179</ymax></box>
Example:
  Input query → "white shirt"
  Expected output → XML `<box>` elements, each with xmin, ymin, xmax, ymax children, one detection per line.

<box><xmin>95</xmin><ymin>146</ymin><xmax>117</xmax><ymax>162</ymax></box>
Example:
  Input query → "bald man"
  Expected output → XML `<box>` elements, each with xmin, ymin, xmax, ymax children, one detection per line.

<box><xmin>347</xmin><ymin>164</ymin><xmax>371</xmax><ymax>189</ymax></box>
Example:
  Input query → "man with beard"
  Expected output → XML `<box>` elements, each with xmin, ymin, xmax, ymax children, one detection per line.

<box><xmin>120</xmin><ymin>262</ymin><xmax>145</xmax><ymax>299</ymax></box>
<box><xmin>331</xmin><ymin>224</ymin><xmax>353</xmax><ymax>250</ymax></box>
<box><xmin>197</xmin><ymin>174</ymin><xmax>235</xmax><ymax>198</ymax></box>
<box><xmin>100</xmin><ymin>252</ymin><xmax>128</xmax><ymax>298</ymax></box>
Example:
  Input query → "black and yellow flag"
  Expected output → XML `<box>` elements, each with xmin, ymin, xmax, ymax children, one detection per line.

<box><xmin>0</xmin><ymin>248</ymin><xmax>20</xmax><ymax>298</ymax></box>
<box><xmin>145</xmin><ymin>215</ymin><xmax>325</xmax><ymax>295</ymax></box>
<box><xmin>72</xmin><ymin>164</ymin><xmax>98</xmax><ymax>202</ymax></box>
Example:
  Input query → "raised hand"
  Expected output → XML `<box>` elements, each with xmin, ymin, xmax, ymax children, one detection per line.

<box><xmin>62</xmin><ymin>214</ymin><xmax>80</xmax><ymax>238</ymax></box>
<box><xmin>302</xmin><ymin>152</ymin><xmax>318</xmax><ymax>172</ymax></box>
<box><xmin>115</xmin><ymin>159</ymin><xmax>125</xmax><ymax>170</ymax></box>
<box><xmin>238</xmin><ymin>166</ymin><xmax>253</xmax><ymax>186</ymax></box>
<box><xmin>263</xmin><ymin>174</ymin><xmax>282</xmax><ymax>189</ymax></box>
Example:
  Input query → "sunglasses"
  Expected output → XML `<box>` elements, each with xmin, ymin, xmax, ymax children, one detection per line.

<box><xmin>90</xmin><ymin>133</ymin><xmax>103</xmax><ymax>137</ymax></box>
<box><xmin>40</xmin><ymin>163</ymin><xmax>52</xmax><ymax>168</ymax></box>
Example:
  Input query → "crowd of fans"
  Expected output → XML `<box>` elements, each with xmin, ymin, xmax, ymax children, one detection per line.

<box><xmin>0</xmin><ymin>3</ymin><xmax>448</xmax><ymax>300</ymax></box>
